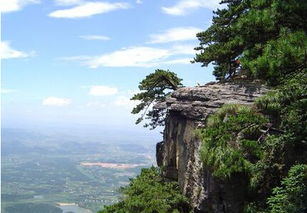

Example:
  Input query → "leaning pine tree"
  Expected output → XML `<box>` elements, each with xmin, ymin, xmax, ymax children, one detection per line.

<box><xmin>131</xmin><ymin>69</ymin><xmax>183</xmax><ymax>129</ymax></box>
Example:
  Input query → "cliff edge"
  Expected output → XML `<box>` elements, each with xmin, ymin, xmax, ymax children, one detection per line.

<box><xmin>156</xmin><ymin>81</ymin><xmax>269</xmax><ymax>213</ymax></box>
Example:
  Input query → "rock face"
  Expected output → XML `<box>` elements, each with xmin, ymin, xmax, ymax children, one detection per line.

<box><xmin>156</xmin><ymin>82</ymin><xmax>269</xmax><ymax>213</ymax></box>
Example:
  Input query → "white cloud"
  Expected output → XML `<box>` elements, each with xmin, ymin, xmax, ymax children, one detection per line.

<box><xmin>136</xmin><ymin>0</ymin><xmax>142</xmax><ymax>4</ymax></box>
<box><xmin>162</xmin><ymin>0</ymin><xmax>223</xmax><ymax>16</ymax></box>
<box><xmin>1</xmin><ymin>41</ymin><xmax>33</xmax><ymax>59</ymax></box>
<box><xmin>42</xmin><ymin>97</ymin><xmax>71</xmax><ymax>106</ymax></box>
<box><xmin>80</xmin><ymin>35</ymin><xmax>110</xmax><ymax>41</ymax></box>
<box><xmin>1</xmin><ymin>88</ymin><xmax>16</xmax><ymax>94</ymax></box>
<box><xmin>49</xmin><ymin>2</ymin><xmax>130</xmax><ymax>18</ymax></box>
<box><xmin>86</xmin><ymin>46</ymin><xmax>169</xmax><ymax>68</ymax></box>
<box><xmin>1</xmin><ymin>0</ymin><xmax>39</xmax><ymax>13</ymax></box>
<box><xmin>148</xmin><ymin>27</ymin><xmax>202</xmax><ymax>43</ymax></box>
<box><xmin>89</xmin><ymin>85</ymin><xmax>118</xmax><ymax>96</ymax></box>
<box><xmin>63</xmin><ymin>44</ymin><xmax>195</xmax><ymax>68</ymax></box>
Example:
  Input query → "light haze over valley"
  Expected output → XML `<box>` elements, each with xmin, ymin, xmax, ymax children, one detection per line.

<box><xmin>1</xmin><ymin>0</ymin><xmax>218</xmax><ymax>212</ymax></box>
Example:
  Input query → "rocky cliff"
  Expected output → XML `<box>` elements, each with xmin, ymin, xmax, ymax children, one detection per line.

<box><xmin>156</xmin><ymin>82</ymin><xmax>269</xmax><ymax>213</ymax></box>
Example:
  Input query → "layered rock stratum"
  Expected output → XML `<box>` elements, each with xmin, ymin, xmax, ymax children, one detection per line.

<box><xmin>156</xmin><ymin>81</ymin><xmax>269</xmax><ymax>213</ymax></box>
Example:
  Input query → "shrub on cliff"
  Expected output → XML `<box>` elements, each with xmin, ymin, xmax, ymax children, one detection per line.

<box><xmin>198</xmin><ymin>104</ymin><xmax>268</xmax><ymax>178</ymax></box>
<box><xmin>267</xmin><ymin>164</ymin><xmax>307</xmax><ymax>213</ymax></box>
<box><xmin>98</xmin><ymin>167</ymin><xmax>191</xmax><ymax>213</ymax></box>
<box><xmin>249</xmin><ymin>73</ymin><xmax>307</xmax><ymax>201</ymax></box>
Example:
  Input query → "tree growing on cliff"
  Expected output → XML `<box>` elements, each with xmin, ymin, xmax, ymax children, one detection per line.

<box><xmin>193</xmin><ymin>0</ymin><xmax>248</xmax><ymax>81</ymax></box>
<box><xmin>131</xmin><ymin>69</ymin><xmax>183</xmax><ymax>129</ymax></box>
<box><xmin>193</xmin><ymin>0</ymin><xmax>307</xmax><ymax>85</ymax></box>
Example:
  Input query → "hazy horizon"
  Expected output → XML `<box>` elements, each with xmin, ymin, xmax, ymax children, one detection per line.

<box><xmin>1</xmin><ymin>0</ymin><xmax>218</xmax><ymax>131</ymax></box>
<box><xmin>1</xmin><ymin>1</ymin><xmax>220</xmax><ymax>212</ymax></box>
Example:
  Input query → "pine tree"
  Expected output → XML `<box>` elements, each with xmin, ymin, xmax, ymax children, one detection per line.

<box><xmin>194</xmin><ymin>0</ymin><xmax>307</xmax><ymax>85</ymax></box>
<box><xmin>131</xmin><ymin>69</ymin><xmax>183</xmax><ymax>129</ymax></box>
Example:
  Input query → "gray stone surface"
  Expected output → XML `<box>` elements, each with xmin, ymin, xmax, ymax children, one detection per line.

<box><xmin>156</xmin><ymin>81</ymin><xmax>269</xmax><ymax>212</ymax></box>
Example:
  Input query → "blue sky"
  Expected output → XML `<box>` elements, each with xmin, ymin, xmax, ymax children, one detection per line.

<box><xmin>1</xmin><ymin>0</ymin><xmax>221</xmax><ymax>132</ymax></box>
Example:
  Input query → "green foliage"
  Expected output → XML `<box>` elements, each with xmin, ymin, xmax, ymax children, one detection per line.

<box><xmin>99</xmin><ymin>167</ymin><xmax>191</xmax><ymax>213</ymax></box>
<box><xmin>244</xmin><ymin>164</ymin><xmax>307</xmax><ymax>212</ymax></box>
<box><xmin>194</xmin><ymin>0</ymin><xmax>307</xmax><ymax>84</ymax></box>
<box><xmin>199</xmin><ymin>104</ymin><xmax>268</xmax><ymax>178</ymax></box>
<box><xmin>194</xmin><ymin>0</ymin><xmax>248</xmax><ymax>80</ymax></box>
<box><xmin>256</xmin><ymin>72</ymin><xmax>307</xmax><ymax>138</ymax></box>
<box><xmin>199</xmin><ymin>75</ymin><xmax>307</xmax><ymax>211</ymax></box>
<box><xmin>242</xmin><ymin>31</ymin><xmax>307</xmax><ymax>85</ymax></box>
<box><xmin>267</xmin><ymin>164</ymin><xmax>307</xmax><ymax>213</ymax></box>
<box><xmin>131</xmin><ymin>69</ymin><xmax>183</xmax><ymax>129</ymax></box>
<box><xmin>249</xmin><ymin>73</ymin><xmax>307</xmax><ymax>196</ymax></box>
<box><xmin>193</xmin><ymin>1</ymin><xmax>307</xmax><ymax>212</ymax></box>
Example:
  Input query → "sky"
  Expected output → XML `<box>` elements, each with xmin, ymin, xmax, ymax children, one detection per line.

<box><xmin>1</xmin><ymin>0</ymin><xmax>221</xmax><ymax>134</ymax></box>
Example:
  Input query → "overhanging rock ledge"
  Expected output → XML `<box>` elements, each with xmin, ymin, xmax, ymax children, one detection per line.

<box><xmin>155</xmin><ymin>81</ymin><xmax>269</xmax><ymax>213</ymax></box>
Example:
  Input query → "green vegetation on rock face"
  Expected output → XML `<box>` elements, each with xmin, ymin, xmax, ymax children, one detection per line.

<box><xmin>98</xmin><ymin>167</ymin><xmax>191</xmax><ymax>213</ymax></box>
<box><xmin>199</xmin><ymin>104</ymin><xmax>268</xmax><ymax>178</ymax></box>
<box><xmin>195</xmin><ymin>0</ymin><xmax>307</xmax><ymax>210</ymax></box>
<box><xmin>199</xmin><ymin>74</ymin><xmax>307</xmax><ymax>212</ymax></box>
<box><xmin>194</xmin><ymin>0</ymin><xmax>307</xmax><ymax>85</ymax></box>
<box><xmin>267</xmin><ymin>164</ymin><xmax>307</xmax><ymax>213</ymax></box>
<box><xmin>131</xmin><ymin>69</ymin><xmax>183</xmax><ymax>129</ymax></box>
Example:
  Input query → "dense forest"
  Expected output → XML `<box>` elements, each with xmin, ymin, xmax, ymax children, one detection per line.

<box><xmin>99</xmin><ymin>0</ymin><xmax>307</xmax><ymax>212</ymax></box>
